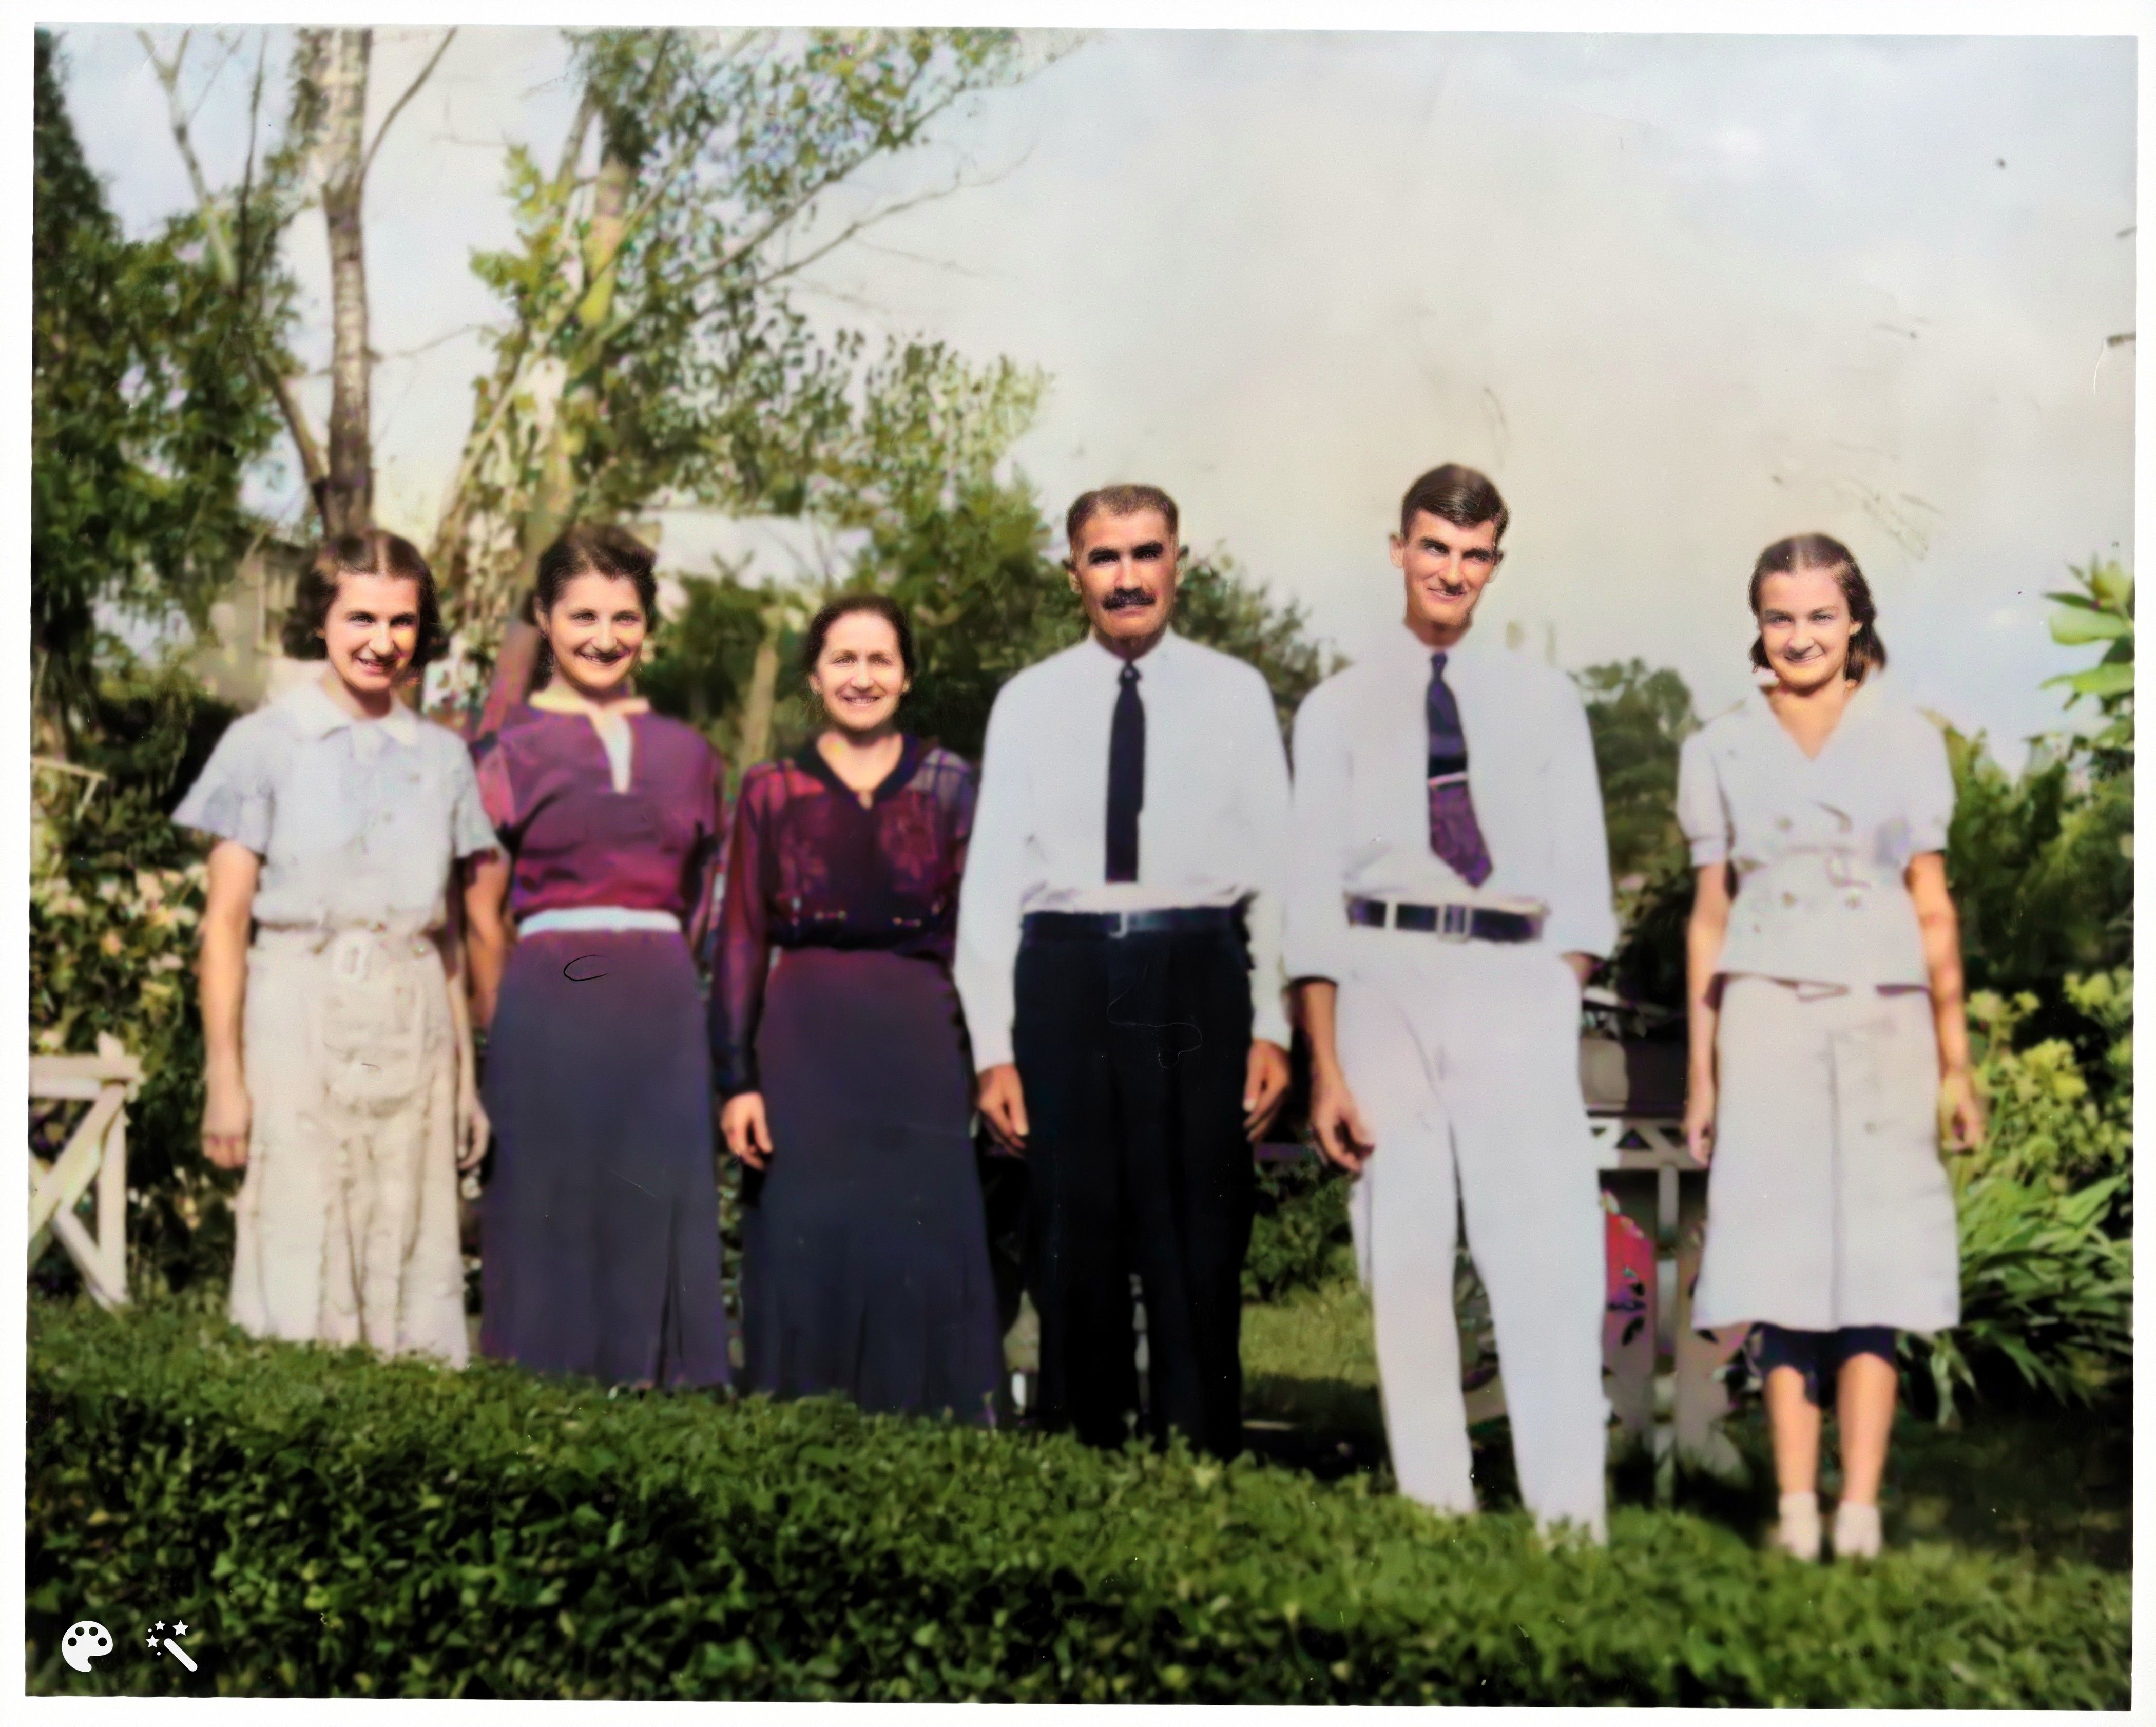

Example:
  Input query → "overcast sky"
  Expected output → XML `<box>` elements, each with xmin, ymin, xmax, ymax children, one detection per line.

<box><xmin>54</xmin><ymin>23</ymin><xmax>2134</xmax><ymax>760</ymax></box>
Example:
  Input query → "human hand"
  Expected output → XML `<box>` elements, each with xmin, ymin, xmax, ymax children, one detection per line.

<box><xmin>1683</xmin><ymin>1077</ymin><xmax>1716</xmax><ymax>1166</ymax></box>
<box><xmin>722</xmin><ymin>1092</ymin><xmax>775</xmax><ymax>1169</ymax></box>
<box><xmin>202</xmin><ymin>1065</ymin><xmax>252</xmax><ymax>1170</ymax></box>
<box><xmin>1243</xmin><ymin>1040</ymin><xmax>1291</xmax><ymax>1140</ymax></box>
<box><xmin>1562</xmin><ymin>950</ymin><xmax>1595</xmax><ymax>987</ymax></box>
<box><xmin>976</xmin><ymin>1063</ymin><xmax>1029</xmax><ymax>1154</ymax></box>
<box><xmin>1939</xmin><ymin>1068</ymin><xmax>1986</xmax><ymax>1153</ymax></box>
<box><xmin>457</xmin><ymin>1080</ymin><xmax>491</xmax><ymax>1170</ymax></box>
<box><xmin>1308</xmin><ymin>1062</ymin><xmax>1375</xmax><ymax>1174</ymax></box>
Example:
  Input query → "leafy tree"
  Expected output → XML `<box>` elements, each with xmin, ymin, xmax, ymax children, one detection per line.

<box><xmin>642</xmin><ymin>343</ymin><xmax>1336</xmax><ymax>767</ymax></box>
<box><xmin>32</xmin><ymin>30</ymin><xmax>280</xmax><ymax>752</ymax></box>
<box><xmin>1575</xmin><ymin>659</ymin><xmax>1700</xmax><ymax>886</ymax></box>
<box><xmin>1944</xmin><ymin>727</ymin><xmax>2132</xmax><ymax>1005</ymax></box>
<box><xmin>432</xmin><ymin>28</ymin><xmax>1042</xmax><ymax>665</ymax></box>
<box><xmin>2043</xmin><ymin>558</ymin><xmax>2133</xmax><ymax>776</ymax></box>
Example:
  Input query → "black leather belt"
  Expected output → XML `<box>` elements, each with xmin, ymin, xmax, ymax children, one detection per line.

<box><xmin>1022</xmin><ymin>906</ymin><xmax>1246</xmax><ymax>943</ymax></box>
<box><xmin>1346</xmin><ymin>896</ymin><xmax>1542</xmax><ymax>943</ymax></box>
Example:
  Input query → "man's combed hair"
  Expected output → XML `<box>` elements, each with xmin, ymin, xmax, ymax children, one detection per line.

<box><xmin>1399</xmin><ymin>464</ymin><xmax>1509</xmax><ymax>544</ymax></box>
<box><xmin>1748</xmin><ymin>532</ymin><xmax>1888</xmax><ymax>685</ymax></box>
<box><xmin>1065</xmin><ymin>484</ymin><xmax>1180</xmax><ymax>553</ymax></box>
<box><xmin>282</xmin><ymin>530</ymin><xmax>448</xmax><ymax>666</ymax></box>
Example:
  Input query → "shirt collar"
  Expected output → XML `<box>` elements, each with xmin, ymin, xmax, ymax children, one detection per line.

<box><xmin>1085</xmin><ymin>625</ymin><xmax>1181</xmax><ymax>675</ymax></box>
<box><xmin>281</xmin><ymin>673</ymin><xmax>422</xmax><ymax>746</ymax></box>
<box><xmin>1384</xmin><ymin>618</ymin><xmax>1492</xmax><ymax>669</ymax></box>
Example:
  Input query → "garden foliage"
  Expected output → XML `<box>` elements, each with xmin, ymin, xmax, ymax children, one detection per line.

<box><xmin>27</xmin><ymin>1302</ymin><xmax>2127</xmax><ymax>1705</ymax></box>
<box><xmin>1901</xmin><ymin>971</ymin><xmax>2133</xmax><ymax>1423</ymax></box>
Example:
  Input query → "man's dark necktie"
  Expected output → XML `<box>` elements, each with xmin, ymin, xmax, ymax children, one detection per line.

<box><xmin>1427</xmin><ymin>651</ymin><xmax>1493</xmax><ymax>886</ymax></box>
<box><xmin>1106</xmin><ymin>661</ymin><xmax>1145</xmax><ymax>882</ymax></box>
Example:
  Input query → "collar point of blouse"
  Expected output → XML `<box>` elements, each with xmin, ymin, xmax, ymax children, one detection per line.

<box><xmin>284</xmin><ymin>674</ymin><xmax>422</xmax><ymax>747</ymax></box>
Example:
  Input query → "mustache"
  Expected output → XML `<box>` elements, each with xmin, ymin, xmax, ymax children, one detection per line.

<box><xmin>1102</xmin><ymin>588</ymin><xmax>1157</xmax><ymax>611</ymax></box>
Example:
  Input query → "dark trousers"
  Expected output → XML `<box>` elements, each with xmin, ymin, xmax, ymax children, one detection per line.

<box><xmin>1013</xmin><ymin>925</ymin><xmax>1255</xmax><ymax>1456</ymax></box>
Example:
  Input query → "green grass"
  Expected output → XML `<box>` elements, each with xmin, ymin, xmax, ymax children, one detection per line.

<box><xmin>1238</xmin><ymin>1271</ymin><xmax>2132</xmax><ymax>1572</ymax></box>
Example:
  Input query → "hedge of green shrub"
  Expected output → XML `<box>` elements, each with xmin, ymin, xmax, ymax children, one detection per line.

<box><xmin>29</xmin><ymin>1302</ymin><xmax>2127</xmax><ymax>1704</ymax></box>
<box><xmin>1242</xmin><ymin>1152</ymin><xmax>1352</xmax><ymax>1302</ymax></box>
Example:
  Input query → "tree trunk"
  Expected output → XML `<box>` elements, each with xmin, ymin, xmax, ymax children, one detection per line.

<box><xmin>310</xmin><ymin>28</ymin><xmax>374</xmax><ymax>536</ymax></box>
<box><xmin>738</xmin><ymin>634</ymin><xmax>781</xmax><ymax>769</ymax></box>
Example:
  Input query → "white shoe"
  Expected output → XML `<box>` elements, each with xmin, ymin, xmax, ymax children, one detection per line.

<box><xmin>1832</xmin><ymin>1500</ymin><xmax>1882</xmax><ymax>1560</ymax></box>
<box><xmin>1772</xmin><ymin>1492</ymin><xmax>1821</xmax><ymax>1561</ymax></box>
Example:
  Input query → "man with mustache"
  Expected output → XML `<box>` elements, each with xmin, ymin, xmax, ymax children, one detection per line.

<box><xmin>956</xmin><ymin>484</ymin><xmax>1292</xmax><ymax>1457</ymax></box>
<box><xmin>1287</xmin><ymin>464</ymin><xmax>1616</xmax><ymax>1541</ymax></box>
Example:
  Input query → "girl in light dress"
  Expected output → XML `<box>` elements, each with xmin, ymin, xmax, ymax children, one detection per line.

<box><xmin>1681</xmin><ymin>533</ymin><xmax>1984</xmax><ymax>1561</ymax></box>
<box><xmin>180</xmin><ymin>531</ymin><xmax>497</xmax><ymax>1363</ymax></box>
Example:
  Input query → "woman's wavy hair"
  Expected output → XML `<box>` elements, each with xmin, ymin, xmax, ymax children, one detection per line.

<box><xmin>281</xmin><ymin>530</ymin><xmax>448</xmax><ymax>667</ymax></box>
<box><xmin>1747</xmin><ymin>532</ymin><xmax>1887</xmax><ymax>685</ymax></box>
<box><xmin>528</xmin><ymin>524</ymin><xmax>661</xmax><ymax>682</ymax></box>
<box><xmin>799</xmin><ymin>592</ymin><xmax>918</xmax><ymax>684</ymax></box>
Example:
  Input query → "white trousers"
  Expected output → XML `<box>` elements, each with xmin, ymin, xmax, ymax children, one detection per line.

<box><xmin>1337</xmin><ymin>930</ymin><xmax>1608</xmax><ymax>1534</ymax></box>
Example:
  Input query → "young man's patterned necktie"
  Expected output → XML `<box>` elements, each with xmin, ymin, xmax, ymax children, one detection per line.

<box><xmin>1426</xmin><ymin>651</ymin><xmax>1494</xmax><ymax>886</ymax></box>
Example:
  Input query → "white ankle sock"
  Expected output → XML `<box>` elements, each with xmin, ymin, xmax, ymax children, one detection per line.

<box><xmin>1833</xmin><ymin>1500</ymin><xmax>1882</xmax><ymax>1559</ymax></box>
<box><xmin>1774</xmin><ymin>1491</ymin><xmax>1821</xmax><ymax>1561</ymax></box>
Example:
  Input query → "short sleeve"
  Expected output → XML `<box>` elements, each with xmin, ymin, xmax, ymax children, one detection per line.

<box><xmin>1674</xmin><ymin>731</ymin><xmax>1728</xmax><ymax>868</ymax></box>
<box><xmin>471</xmin><ymin>732</ymin><xmax>520</xmax><ymax>841</ymax></box>
<box><xmin>445</xmin><ymin>742</ymin><xmax>501</xmax><ymax>859</ymax></box>
<box><xmin>1905</xmin><ymin>715</ymin><xmax>1955</xmax><ymax>855</ymax></box>
<box><xmin>172</xmin><ymin>715</ymin><xmax>277</xmax><ymax>856</ymax></box>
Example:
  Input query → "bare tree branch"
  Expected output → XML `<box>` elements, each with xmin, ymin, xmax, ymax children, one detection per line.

<box><xmin>750</xmin><ymin>172</ymin><xmax>994</xmax><ymax>296</ymax></box>
<box><xmin>360</xmin><ymin>26</ymin><xmax>457</xmax><ymax>185</ymax></box>
<box><xmin>137</xmin><ymin>27</ymin><xmax>330</xmax><ymax>502</ymax></box>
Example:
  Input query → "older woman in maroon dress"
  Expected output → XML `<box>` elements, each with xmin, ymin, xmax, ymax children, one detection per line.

<box><xmin>465</xmin><ymin>525</ymin><xmax>729</xmax><ymax>1388</ymax></box>
<box><xmin>713</xmin><ymin>594</ymin><xmax>1001</xmax><ymax>1422</ymax></box>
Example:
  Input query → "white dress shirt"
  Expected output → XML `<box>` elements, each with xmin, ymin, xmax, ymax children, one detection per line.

<box><xmin>955</xmin><ymin>629</ymin><xmax>1294</xmax><ymax>1069</ymax></box>
<box><xmin>1676</xmin><ymin>678</ymin><xmax>1953</xmax><ymax>991</ymax></box>
<box><xmin>1286</xmin><ymin>621</ymin><xmax>1617</xmax><ymax>984</ymax></box>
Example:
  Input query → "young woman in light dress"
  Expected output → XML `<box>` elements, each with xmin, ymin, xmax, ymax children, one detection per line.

<box><xmin>1681</xmin><ymin>533</ymin><xmax>1983</xmax><ymax>1562</ymax></box>
<box><xmin>180</xmin><ymin>531</ymin><xmax>497</xmax><ymax>1363</ymax></box>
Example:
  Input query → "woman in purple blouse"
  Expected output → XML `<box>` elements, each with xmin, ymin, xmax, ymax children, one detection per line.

<box><xmin>714</xmin><ymin>594</ymin><xmax>1001</xmax><ymax>1422</ymax></box>
<box><xmin>464</xmin><ymin>525</ymin><xmax>730</xmax><ymax>1388</ymax></box>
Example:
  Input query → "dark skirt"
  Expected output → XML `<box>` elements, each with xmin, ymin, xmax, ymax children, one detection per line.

<box><xmin>480</xmin><ymin>930</ymin><xmax>729</xmax><ymax>1387</ymax></box>
<box><xmin>741</xmin><ymin>947</ymin><xmax>1002</xmax><ymax>1424</ymax></box>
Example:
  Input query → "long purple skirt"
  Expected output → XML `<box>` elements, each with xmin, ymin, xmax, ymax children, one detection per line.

<box><xmin>480</xmin><ymin>930</ymin><xmax>729</xmax><ymax>1387</ymax></box>
<box><xmin>742</xmin><ymin>947</ymin><xmax>1002</xmax><ymax>1423</ymax></box>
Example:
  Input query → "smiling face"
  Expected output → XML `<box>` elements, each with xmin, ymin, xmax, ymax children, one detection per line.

<box><xmin>809</xmin><ymin>608</ymin><xmax>910</xmax><ymax>737</ymax></box>
<box><xmin>1392</xmin><ymin>510</ymin><xmax>1503</xmax><ymax>644</ymax></box>
<box><xmin>321</xmin><ymin>572</ymin><xmax>424</xmax><ymax>703</ymax></box>
<box><xmin>538</xmin><ymin>571</ymin><xmax>649</xmax><ymax>700</ymax></box>
<box><xmin>1754</xmin><ymin>565</ymin><xmax>1860</xmax><ymax>693</ymax></box>
<box><xmin>1068</xmin><ymin>506</ymin><xmax>1181</xmax><ymax>652</ymax></box>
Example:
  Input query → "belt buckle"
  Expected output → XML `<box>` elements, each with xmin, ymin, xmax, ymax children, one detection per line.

<box><xmin>1438</xmin><ymin>903</ymin><xmax>1471</xmax><ymax>943</ymax></box>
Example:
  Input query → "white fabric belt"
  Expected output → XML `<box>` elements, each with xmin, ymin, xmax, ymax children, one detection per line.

<box><xmin>517</xmin><ymin>906</ymin><xmax>681</xmax><ymax>936</ymax></box>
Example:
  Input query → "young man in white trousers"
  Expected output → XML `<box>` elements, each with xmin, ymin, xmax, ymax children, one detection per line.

<box><xmin>1286</xmin><ymin>464</ymin><xmax>1616</xmax><ymax>1539</ymax></box>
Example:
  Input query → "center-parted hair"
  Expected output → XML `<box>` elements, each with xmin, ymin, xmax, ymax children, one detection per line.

<box><xmin>1065</xmin><ymin>484</ymin><xmax>1180</xmax><ymax>556</ymax></box>
<box><xmin>1399</xmin><ymin>464</ymin><xmax>1510</xmax><ymax>543</ymax></box>
<box><xmin>533</xmin><ymin>523</ymin><xmax>660</xmax><ymax>621</ymax></box>
<box><xmin>1747</xmin><ymin>532</ymin><xmax>1888</xmax><ymax>684</ymax></box>
<box><xmin>282</xmin><ymin>530</ymin><xmax>448</xmax><ymax>666</ymax></box>
<box><xmin>800</xmin><ymin>592</ymin><xmax>918</xmax><ymax>683</ymax></box>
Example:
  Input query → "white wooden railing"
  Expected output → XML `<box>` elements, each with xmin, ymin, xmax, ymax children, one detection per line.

<box><xmin>29</xmin><ymin>1033</ymin><xmax>139</xmax><ymax>1309</ymax></box>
